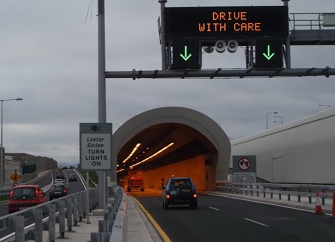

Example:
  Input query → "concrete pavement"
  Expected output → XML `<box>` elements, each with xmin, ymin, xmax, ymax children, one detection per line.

<box><xmin>32</xmin><ymin>194</ymin><xmax>162</xmax><ymax>242</ymax></box>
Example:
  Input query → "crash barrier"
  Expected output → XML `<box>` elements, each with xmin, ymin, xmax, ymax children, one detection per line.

<box><xmin>0</xmin><ymin>188</ymin><xmax>99</xmax><ymax>242</ymax></box>
<box><xmin>90</xmin><ymin>186</ymin><xmax>127</xmax><ymax>242</ymax></box>
<box><xmin>216</xmin><ymin>182</ymin><xmax>335</xmax><ymax>208</ymax></box>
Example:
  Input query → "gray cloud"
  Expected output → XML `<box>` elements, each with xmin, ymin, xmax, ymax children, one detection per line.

<box><xmin>0</xmin><ymin>0</ymin><xmax>334</xmax><ymax>164</ymax></box>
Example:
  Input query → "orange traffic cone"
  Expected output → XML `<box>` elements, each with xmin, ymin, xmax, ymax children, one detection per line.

<box><xmin>315</xmin><ymin>191</ymin><xmax>323</xmax><ymax>214</ymax></box>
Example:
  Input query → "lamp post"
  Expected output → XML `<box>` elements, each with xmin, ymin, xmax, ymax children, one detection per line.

<box><xmin>266</xmin><ymin>111</ymin><xmax>278</xmax><ymax>129</ymax></box>
<box><xmin>1</xmin><ymin>98</ymin><xmax>23</xmax><ymax>188</ymax></box>
<box><xmin>318</xmin><ymin>104</ymin><xmax>331</xmax><ymax>108</ymax></box>
<box><xmin>274</xmin><ymin>115</ymin><xmax>283</xmax><ymax>125</ymax></box>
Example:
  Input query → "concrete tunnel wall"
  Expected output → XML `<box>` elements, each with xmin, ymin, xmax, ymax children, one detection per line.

<box><xmin>143</xmin><ymin>154</ymin><xmax>215</xmax><ymax>191</ymax></box>
<box><xmin>110</xmin><ymin>107</ymin><xmax>231</xmax><ymax>190</ymax></box>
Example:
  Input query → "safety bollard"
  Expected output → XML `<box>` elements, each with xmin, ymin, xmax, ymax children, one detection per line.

<box><xmin>315</xmin><ymin>191</ymin><xmax>323</xmax><ymax>214</ymax></box>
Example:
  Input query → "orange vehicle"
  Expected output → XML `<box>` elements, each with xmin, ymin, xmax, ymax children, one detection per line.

<box><xmin>127</xmin><ymin>170</ymin><xmax>144</xmax><ymax>192</ymax></box>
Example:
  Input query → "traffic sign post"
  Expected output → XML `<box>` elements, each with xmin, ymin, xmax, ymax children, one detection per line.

<box><xmin>255</xmin><ymin>39</ymin><xmax>283</xmax><ymax>68</ymax></box>
<box><xmin>233</xmin><ymin>155</ymin><xmax>257</xmax><ymax>183</ymax></box>
<box><xmin>80</xmin><ymin>123</ymin><xmax>113</xmax><ymax>171</ymax></box>
<box><xmin>171</xmin><ymin>41</ymin><xmax>202</xmax><ymax>70</ymax></box>
<box><xmin>10</xmin><ymin>171</ymin><xmax>20</xmax><ymax>183</ymax></box>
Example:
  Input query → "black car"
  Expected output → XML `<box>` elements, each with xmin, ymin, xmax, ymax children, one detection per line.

<box><xmin>56</xmin><ymin>173</ymin><xmax>65</xmax><ymax>180</ymax></box>
<box><xmin>68</xmin><ymin>174</ymin><xmax>77</xmax><ymax>182</ymax></box>
<box><xmin>162</xmin><ymin>177</ymin><xmax>198</xmax><ymax>209</ymax></box>
<box><xmin>49</xmin><ymin>184</ymin><xmax>68</xmax><ymax>200</ymax></box>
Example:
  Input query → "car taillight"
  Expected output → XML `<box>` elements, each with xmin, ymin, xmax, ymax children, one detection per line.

<box><xmin>193</xmin><ymin>194</ymin><xmax>197</xmax><ymax>199</ymax></box>
<box><xmin>35</xmin><ymin>189</ymin><xmax>39</xmax><ymax>195</ymax></box>
<box><xmin>9</xmin><ymin>190</ymin><xmax>13</xmax><ymax>199</ymax></box>
<box><xmin>166</xmin><ymin>194</ymin><xmax>171</xmax><ymax>199</ymax></box>
<box><xmin>64</xmin><ymin>189</ymin><xmax>67</xmax><ymax>193</ymax></box>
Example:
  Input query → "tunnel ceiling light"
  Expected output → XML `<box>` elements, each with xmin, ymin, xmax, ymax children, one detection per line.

<box><xmin>122</xmin><ymin>143</ymin><xmax>141</xmax><ymax>163</ymax></box>
<box><xmin>130</xmin><ymin>142</ymin><xmax>175</xmax><ymax>169</ymax></box>
<box><xmin>117</xmin><ymin>168</ymin><xmax>125</xmax><ymax>173</ymax></box>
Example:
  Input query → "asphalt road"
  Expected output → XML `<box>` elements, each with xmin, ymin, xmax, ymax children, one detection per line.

<box><xmin>132</xmin><ymin>190</ymin><xmax>335</xmax><ymax>242</ymax></box>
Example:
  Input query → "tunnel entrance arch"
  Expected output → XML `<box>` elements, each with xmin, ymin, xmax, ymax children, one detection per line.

<box><xmin>111</xmin><ymin>107</ymin><xmax>231</xmax><ymax>191</ymax></box>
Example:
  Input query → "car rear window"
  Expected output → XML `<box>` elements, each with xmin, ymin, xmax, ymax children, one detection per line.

<box><xmin>56</xmin><ymin>174</ymin><xmax>64</xmax><ymax>179</ymax></box>
<box><xmin>52</xmin><ymin>185</ymin><xmax>65</xmax><ymax>191</ymax></box>
<box><xmin>170</xmin><ymin>179</ymin><xmax>191</xmax><ymax>188</ymax></box>
<box><xmin>13</xmin><ymin>188</ymin><xmax>36</xmax><ymax>200</ymax></box>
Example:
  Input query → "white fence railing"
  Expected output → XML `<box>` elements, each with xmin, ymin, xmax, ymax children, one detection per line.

<box><xmin>216</xmin><ymin>182</ymin><xmax>335</xmax><ymax>206</ymax></box>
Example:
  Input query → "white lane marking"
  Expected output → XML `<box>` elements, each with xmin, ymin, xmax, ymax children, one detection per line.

<box><xmin>244</xmin><ymin>218</ymin><xmax>269</xmax><ymax>227</ymax></box>
<box><xmin>203</xmin><ymin>192</ymin><xmax>319</xmax><ymax>214</ymax></box>
<box><xmin>209</xmin><ymin>206</ymin><xmax>220</xmax><ymax>211</ymax></box>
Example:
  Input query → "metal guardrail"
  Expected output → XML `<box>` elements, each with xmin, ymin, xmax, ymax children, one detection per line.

<box><xmin>290</xmin><ymin>13</ymin><xmax>324</xmax><ymax>31</ymax></box>
<box><xmin>216</xmin><ymin>182</ymin><xmax>335</xmax><ymax>206</ymax></box>
<box><xmin>90</xmin><ymin>186</ymin><xmax>126</xmax><ymax>242</ymax></box>
<box><xmin>0</xmin><ymin>185</ymin><xmax>127</xmax><ymax>242</ymax></box>
<box><xmin>0</xmin><ymin>188</ymin><xmax>99</xmax><ymax>242</ymax></box>
<box><xmin>0</xmin><ymin>189</ymin><xmax>11</xmax><ymax>199</ymax></box>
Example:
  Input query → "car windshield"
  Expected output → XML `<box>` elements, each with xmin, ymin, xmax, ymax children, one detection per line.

<box><xmin>13</xmin><ymin>188</ymin><xmax>36</xmax><ymax>199</ymax></box>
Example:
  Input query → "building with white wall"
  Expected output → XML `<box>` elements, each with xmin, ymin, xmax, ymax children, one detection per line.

<box><xmin>230</xmin><ymin>108</ymin><xmax>335</xmax><ymax>184</ymax></box>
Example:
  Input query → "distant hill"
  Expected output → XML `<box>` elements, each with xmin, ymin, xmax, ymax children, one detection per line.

<box><xmin>58</xmin><ymin>162</ymin><xmax>77</xmax><ymax>168</ymax></box>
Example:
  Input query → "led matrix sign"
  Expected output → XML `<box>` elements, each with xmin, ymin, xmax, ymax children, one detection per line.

<box><xmin>165</xmin><ymin>6</ymin><xmax>289</xmax><ymax>39</ymax></box>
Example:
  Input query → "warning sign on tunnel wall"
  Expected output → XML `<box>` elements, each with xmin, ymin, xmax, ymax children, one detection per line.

<box><xmin>80</xmin><ymin>123</ymin><xmax>113</xmax><ymax>171</ymax></box>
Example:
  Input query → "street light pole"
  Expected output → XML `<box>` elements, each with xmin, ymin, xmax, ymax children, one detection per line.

<box><xmin>274</xmin><ymin>115</ymin><xmax>283</xmax><ymax>125</ymax></box>
<box><xmin>0</xmin><ymin>98</ymin><xmax>23</xmax><ymax>188</ymax></box>
<box><xmin>266</xmin><ymin>111</ymin><xmax>278</xmax><ymax>129</ymax></box>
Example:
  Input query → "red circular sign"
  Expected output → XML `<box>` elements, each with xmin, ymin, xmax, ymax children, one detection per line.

<box><xmin>238</xmin><ymin>157</ymin><xmax>251</xmax><ymax>171</ymax></box>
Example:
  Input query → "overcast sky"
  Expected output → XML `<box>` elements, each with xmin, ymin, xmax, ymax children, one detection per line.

<box><xmin>1</xmin><ymin>0</ymin><xmax>334</xmax><ymax>165</ymax></box>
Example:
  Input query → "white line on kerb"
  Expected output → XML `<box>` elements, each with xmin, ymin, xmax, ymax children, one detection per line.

<box><xmin>244</xmin><ymin>218</ymin><xmax>269</xmax><ymax>227</ymax></box>
<box><xmin>209</xmin><ymin>206</ymin><xmax>220</xmax><ymax>211</ymax></box>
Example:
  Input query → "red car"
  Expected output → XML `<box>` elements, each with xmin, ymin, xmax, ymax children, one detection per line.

<box><xmin>8</xmin><ymin>185</ymin><xmax>47</xmax><ymax>213</ymax></box>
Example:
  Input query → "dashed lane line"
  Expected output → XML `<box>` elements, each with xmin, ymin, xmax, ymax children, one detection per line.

<box><xmin>244</xmin><ymin>218</ymin><xmax>269</xmax><ymax>227</ymax></box>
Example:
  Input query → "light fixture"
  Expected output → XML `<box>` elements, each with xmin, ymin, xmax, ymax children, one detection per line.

<box><xmin>130</xmin><ymin>142</ymin><xmax>175</xmax><ymax>169</ymax></box>
<box><xmin>122</xmin><ymin>143</ymin><xmax>141</xmax><ymax>163</ymax></box>
<box><xmin>266</xmin><ymin>111</ymin><xmax>278</xmax><ymax>129</ymax></box>
<box><xmin>318</xmin><ymin>104</ymin><xmax>331</xmax><ymax>108</ymax></box>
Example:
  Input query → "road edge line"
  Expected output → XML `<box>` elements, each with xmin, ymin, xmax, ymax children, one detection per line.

<box><xmin>132</xmin><ymin>196</ymin><xmax>172</xmax><ymax>242</ymax></box>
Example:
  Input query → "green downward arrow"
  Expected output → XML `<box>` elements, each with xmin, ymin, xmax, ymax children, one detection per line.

<box><xmin>263</xmin><ymin>45</ymin><xmax>275</xmax><ymax>60</ymax></box>
<box><xmin>180</xmin><ymin>46</ymin><xmax>192</xmax><ymax>61</ymax></box>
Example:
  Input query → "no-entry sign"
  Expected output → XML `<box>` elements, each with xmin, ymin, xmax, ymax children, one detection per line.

<box><xmin>232</xmin><ymin>155</ymin><xmax>256</xmax><ymax>183</ymax></box>
<box><xmin>233</xmin><ymin>155</ymin><xmax>256</xmax><ymax>173</ymax></box>
<box><xmin>80</xmin><ymin>123</ymin><xmax>113</xmax><ymax>171</ymax></box>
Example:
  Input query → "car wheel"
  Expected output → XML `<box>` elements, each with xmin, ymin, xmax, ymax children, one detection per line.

<box><xmin>179</xmin><ymin>184</ymin><xmax>192</xmax><ymax>198</ymax></box>
<box><xmin>164</xmin><ymin>201</ymin><xmax>169</xmax><ymax>210</ymax></box>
